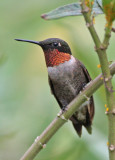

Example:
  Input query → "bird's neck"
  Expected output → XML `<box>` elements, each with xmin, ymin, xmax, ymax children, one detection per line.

<box><xmin>44</xmin><ymin>49</ymin><xmax>71</xmax><ymax>67</ymax></box>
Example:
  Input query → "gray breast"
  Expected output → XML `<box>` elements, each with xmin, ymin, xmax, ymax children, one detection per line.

<box><xmin>48</xmin><ymin>56</ymin><xmax>87</xmax><ymax>107</ymax></box>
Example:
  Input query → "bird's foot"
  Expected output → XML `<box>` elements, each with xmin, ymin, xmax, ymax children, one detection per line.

<box><xmin>57</xmin><ymin>108</ymin><xmax>68</xmax><ymax>122</ymax></box>
<box><xmin>57</xmin><ymin>107</ymin><xmax>67</xmax><ymax>117</ymax></box>
<box><xmin>62</xmin><ymin>107</ymin><xmax>68</xmax><ymax>112</ymax></box>
<box><xmin>57</xmin><ymin>110</ymin><xmax>63</xmax><ymax>117</ymax></box>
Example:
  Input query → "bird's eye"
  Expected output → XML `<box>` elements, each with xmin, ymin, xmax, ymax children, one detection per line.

<box><xmin>53</xmin><ymin>42</ymin><xmax>58</xmax><ymax>47</ymax></box>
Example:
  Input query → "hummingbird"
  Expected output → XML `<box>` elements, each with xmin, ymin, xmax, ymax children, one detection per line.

<box><xmin>15</xmin><ymin>38</ymin><xmax>94</xmax><ymax>137</ymax></box>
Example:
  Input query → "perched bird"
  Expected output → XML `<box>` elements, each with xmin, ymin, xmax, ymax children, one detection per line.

<box><xmin>15</xmin><ymin>38</ymin><xmax>94</xmax><ymax>137</ymax></box>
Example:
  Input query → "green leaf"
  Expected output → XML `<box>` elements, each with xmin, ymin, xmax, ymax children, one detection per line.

<box><xmin>103</xmin><ymin>0</ymin><xmax>115</xmax><ymax>23</ymax></box>
<box><xmin>41</xmin><ymin>1</ymin><xmax>103</xmax><ymax>20</ymax></box>
<box><xmin>41</xmin><ymin>3</ymin><xmax>82</xmax><ymax>20</ymax></box>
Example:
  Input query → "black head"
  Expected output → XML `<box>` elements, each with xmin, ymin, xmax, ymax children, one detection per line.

<box><xmin>15</xmin><ymin>38</ymin><xmax>72</xmax><ymax>55</ymax></box>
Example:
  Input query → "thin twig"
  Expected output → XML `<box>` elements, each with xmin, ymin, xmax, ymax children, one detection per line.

<box><xmin>80</xmin><ymin>1</ymin><xmax>115</xmax><ymax>160</ymax></box>
<box><xmin>20</xmin><ymin>62</ymin><xmax>115</xmax><ymax>160</ymax></box>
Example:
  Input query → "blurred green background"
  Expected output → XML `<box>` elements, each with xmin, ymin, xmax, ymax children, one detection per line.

<box><xmin>0</xmin><ymin>0</ymin><xmax>115</xmax><ymax>160</ymax></box>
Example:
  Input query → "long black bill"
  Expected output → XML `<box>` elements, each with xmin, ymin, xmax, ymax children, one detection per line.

<box><xmin>15</xmin><ymin>39</ymin><xmax>41</xmax><ymax>45</ymax></box>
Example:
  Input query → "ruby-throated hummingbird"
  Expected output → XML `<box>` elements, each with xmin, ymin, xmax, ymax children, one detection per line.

<box><xmin>15</xmin><ymin>38</ymin><xmax>94</xmax><ymax>137</ymax></box>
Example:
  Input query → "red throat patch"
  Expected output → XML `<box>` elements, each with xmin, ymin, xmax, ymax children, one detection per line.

<box><xmin>44</xmin><ymin>49</ymin><xmax>71</xmax><ymax>67</ymax></box>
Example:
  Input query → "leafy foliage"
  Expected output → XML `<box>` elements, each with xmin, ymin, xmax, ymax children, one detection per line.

<box><xmin>103</xmin><ymin>0</ymin><xmax>115</xmax><ymax>24</ymax></box>
<box><xmin>41</xmin><ymin>0</ymin><xmax>103</xmax><ymax>20</ymax></box>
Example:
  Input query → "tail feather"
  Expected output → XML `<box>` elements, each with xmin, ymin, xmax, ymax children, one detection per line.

<box><xmin>72</xmin><ymin>122</ymin><xmax>82</xmax><ymax>137</ymax></box>
<box><xmin>84</xmin><ymin>124</ymin><xmax>92</xmax><ymax>134</ymax></box>
<box><xmin>70</xmin><ymin>100</ymin><xmax>94</xmax><ymax>137</ymax></box>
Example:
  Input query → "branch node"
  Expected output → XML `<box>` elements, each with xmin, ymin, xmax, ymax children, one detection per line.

<box><xmin>109</xmin><ymin>144</ymin><xmax>115</xmax><ymax>151</ymax></box>
<box><xmin>86</xmin><ymin>22</ymin><xmax>93</xmax><ymax>28</ymax></box>
<box><xmin>105</xmin><ymin>78</ymin><xmax>109</xmax><ymax>82</ymax></box>
<box><xmin>94</xmin><ymin>45</ymin><xmax>107</xmax><ymax>51</ymax></box>
<box><xmin>100</xmin><ymin>45</ymin><xmax>107</xmax><ymax>51</ymax></box>
<box><xmin>60</xmin><ymin>115</ymin><xmax>68</xmax><ymax>122</ymax></box>
<box><xmin>81</xmin><ymin>7</ymin><xmax>89</xmax><ymax>13</ymax></box>
<box><xmin>94</xmin><ymin>46</ymin><xmax>99</xmax><ymax>52</ymax></box>
<box><xmin>34</xmin><ymin>137</ymin><xmax>46</xmax><ymax>148</ymax></box>
<box><xmin>35</xmin><ymin>136</ymin><xmax>40</xmax><ymax>143</ymax></box>
<box><xmin>57</xmin><ymin>110</ymin><xmax>63</xmax><ymax>117</ymax></box>
<box><xmin>39</xmin><ymin>142</ymin><xmax>46</xmax><ymax>149</ymax></box>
